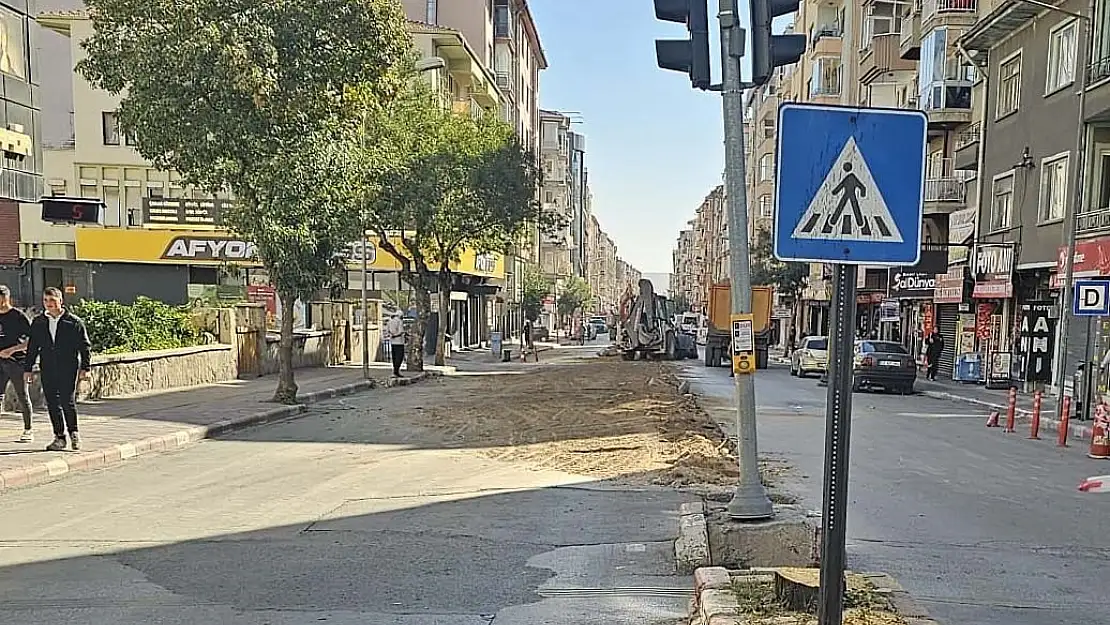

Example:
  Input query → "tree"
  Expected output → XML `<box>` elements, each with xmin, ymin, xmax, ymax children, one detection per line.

<box><xmin>364</xmin><ymin>86</ymin><xmax>545</xmax><ymax>369</ymax></box>
<box><xmin>77</xmin><ymin>0</ymin><xmax>414</xmax><ymax>403</ymax></box>
<box><xmin>556</xmin><ymin>276</ymin><xmax>592</xmax><ymax>329</ymax></box>
<box><xmin>750</xmin><ymin>229</ymin><xmax>808</xmax><ymax>300</ymax></box>
<box><xmin>522</xmin><ymin>269</ymin><xmax>552</xmax><ymax>323</ymax></box>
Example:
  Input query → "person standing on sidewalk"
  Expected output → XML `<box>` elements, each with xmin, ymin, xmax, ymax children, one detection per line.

<box><xmin>925</xmin><ymin>330</ymin><xmax>945</xmax><ymax>381</ymax></box>
<box><xmin>0</xmin><ymin>285</ymin><xmax>34</xmax><ymax>442</ymax></box>
<box><xmin>385</xmin><ymin>310</ymin><xmax>406</xmax><ymax>378</ymax></box>
<box><xmin>23</xmin><ymin>287</ymin><xmax>92</xmax><ymax>451</ymax></box>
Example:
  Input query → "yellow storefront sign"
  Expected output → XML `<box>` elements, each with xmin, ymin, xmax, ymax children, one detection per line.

<box><xmin>74</xmin><ymin>228</ymin><xmax>505</xmax><ymax>279</ymax></box>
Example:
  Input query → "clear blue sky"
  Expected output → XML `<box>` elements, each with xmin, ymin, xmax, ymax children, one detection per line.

<box><xmin>529</xmin><ymin>1</ymin><xmax>790</xmax><ymax>275</ymax></box>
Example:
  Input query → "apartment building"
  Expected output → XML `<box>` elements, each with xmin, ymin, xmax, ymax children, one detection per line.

<box><xmin>953</xmin><ymin>0</ymin><xmax>1093</xmax><ymax>391</ymax></box>
<box><xmin>20</xmin><ymin>11</ymin><xmax>508</xmax><ymax>349</ymax></box>
<box><xmin>403</xmin><ymin>0</ymin><xmax>548</xmax><ymax>340</ymax></box>
<box><xmin>672</xmin><ymin>228</ymin><xmax>699</xmax><ymax>309</ymax></box>
<box><xmin>746</xmin><ymin>78</ymin><xmax>780</xmax><ymax>239</ymax></box>
<box><xmin>0</xmin><ymin>3</ymin><xmax>46</xmax><ymax>298</ymax></box>
<box><xmin>538</xmin><ymin>109</ymin><xmax>591</xmax><ymax>286</ymax></box>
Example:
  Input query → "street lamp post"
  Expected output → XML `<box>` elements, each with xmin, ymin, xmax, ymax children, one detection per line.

<box><xmin>360</xmin><ymin>56</ymin><xmax>447</xmax><ymax>379</ymax></box>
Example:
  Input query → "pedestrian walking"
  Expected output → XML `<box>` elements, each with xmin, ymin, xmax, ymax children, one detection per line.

<box><xmin>521</xmin><ymin>318</ymin><xmax>538</xmax><ymax>362</ymax></box>
<box><xmin>0</xmin><ymin>285</ymin><xmax>34</xmax><ymax>442</ymax></box>
<box><xmin>23</xmin><ymin>287</ymin><xmax>92</xmax><ymax>451</ymax></box>
<box><xmin>924</xmin><ymin>330</ymin><xmax>945</xmax><ymax>381</ymax></box>
<box><xmin>385</xmin><ymin>310</ymin><xmax>406</xmax><ymax>378</ymax></box>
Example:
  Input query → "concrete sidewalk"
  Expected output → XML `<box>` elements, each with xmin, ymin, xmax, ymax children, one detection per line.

<box><xmin>0</xmin><ymin>364</ymin><xmax>438</xmax><ymax>493</ymax></box>
<box><xmin>916</xmin><ymin>377</ymin><xmax>1095</xmax><ymax>441</ymax></box>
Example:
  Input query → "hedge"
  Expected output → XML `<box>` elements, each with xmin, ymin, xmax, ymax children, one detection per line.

<box><xmin>71</xmin><ymin>297</ymin><xmax>202</xmax><ymax>354</ymax></box>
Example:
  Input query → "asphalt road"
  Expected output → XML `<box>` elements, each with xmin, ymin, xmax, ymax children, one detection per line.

<box><xmin>0</xmin><ymin>363</ymin><xmax>692</xmax><ymax>625</ymax></box>
<box><xmin>678</xmin><ymin>359</ymin><xmax>1110</xmax><ymax>625</ymax></box>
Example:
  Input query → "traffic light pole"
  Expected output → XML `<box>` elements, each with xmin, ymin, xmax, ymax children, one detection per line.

<box><xmin>720</xmin><ymin>5</ymin><xmax>774</xmax><ymax>521</ymax></box>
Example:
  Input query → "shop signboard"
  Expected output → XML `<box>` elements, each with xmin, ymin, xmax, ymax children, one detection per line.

<box><xmin>879</xmin><ymin>299</ymin><xmax>900</xmax><ymax>322</ymax></box>
<box><xmin>143</xmin><ymin>198</ymin><xmax>230</xmax><ymax>226</ymax></box>
<box><xmin>1019</xmin><ymin>302</ymin><xmax>1056</xmax><ymax>383</ymax></box>
<box><xmin>972</xmin><ymin>243</ymin><xmax>1015</xmax><ymax>299</ymax></box>
<box><xmin>888</xmin><ymin>248</ymin><xmax>948</xmax><ymax>299</ymax></box>
<box><xmin>933</xmin><ymin>266</ymin><xmax>964</xmax><ymax>304</ymax></box>
<box><xmin>1053</xmin><ymin>235</ymin><xmax>1110</xmax><ymax>288</ymax></box>
<box><xmin>948</xmin><ymin>208</ymin><xmax>976</xmax><ymax>265</ymax></box>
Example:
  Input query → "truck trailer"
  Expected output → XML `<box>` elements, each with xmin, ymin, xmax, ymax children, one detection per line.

<box><xmin>703</xmin><ymin>282</ymin><xmax>774</xmax><ymax>369</ymax></box>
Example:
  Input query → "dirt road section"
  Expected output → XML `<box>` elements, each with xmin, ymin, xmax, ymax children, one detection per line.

<box><xmin>412</xmin><ymin>359</ymin><xmax>741</xmax><ymax>487</ymax></box>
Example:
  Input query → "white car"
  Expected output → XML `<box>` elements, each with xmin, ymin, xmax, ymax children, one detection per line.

<box><xmin>790</xmin><ymin>336</ymin><xmax>829</xmax><ymax>377</ymax></box>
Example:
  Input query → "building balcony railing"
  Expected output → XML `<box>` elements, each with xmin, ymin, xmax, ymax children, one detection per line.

<box><xmin>1078</xmin><ymin>207</ymin><xmax>1110</xmax><ymax>234</ymax></box>
<box><xmin>954</xmin><ymin>121</ymin><xmax>981</xmax><ymax>149</ymax></box>
<box><xmin>809</xmin><ymin>78</ymin><xmax>841</xmax><ymax>97</ymax></box>
<box><xmin>921</xmin><ymin>82</ymin><xmax>972</xmax><ymax>111</ymax></box>
<box><xmin>924</xmin><ymin>178</ymin><xmax>967</xmax><ymax>202</ymax></box>
<box><xmin>923</xmin><ymin>0</ymin><xmax>977</xmax><ymax>18</ymax></box>
<box><xmin>495</xmin><ymin>71</ymin><xmax>515</xmax><ymax>96</ymax></box>
<box><xmin>811</xmin><ymin>24</ymin><xmax>842</xmax><ymax>45</ymax></box>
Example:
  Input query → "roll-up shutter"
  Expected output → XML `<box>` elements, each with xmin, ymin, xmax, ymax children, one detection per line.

<box><xmin>936</xmin><ymin>304</ymin><xmax>959</xmax><ymax>379</ymax></box>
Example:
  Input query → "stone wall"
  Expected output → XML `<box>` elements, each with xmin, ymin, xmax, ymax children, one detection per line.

<box><xmin>3</xmin><ymin>344</ymin><xmax>237</xmax><ymax>411</ymax></box>
<box><xmin>260</xmin><ymin>330</ymin><xmax>333</xmax><ymax>375</ymax></box>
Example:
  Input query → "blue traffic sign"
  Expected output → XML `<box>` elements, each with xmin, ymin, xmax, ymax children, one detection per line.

<box><xmin>773</xmin><ymin>103</ymin><xmax>927</xmax><ymax>266</ymax></box>
<box><xmin>1074</xmin><ymin>279</ymin><xmax>1110</xmax><ymax>316</ymax></box>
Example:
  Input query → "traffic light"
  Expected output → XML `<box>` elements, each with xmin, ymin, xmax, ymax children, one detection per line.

<box><xmin>749</xmin><ymin>0</ymin><xmax>806</xmax><ymax>87</ymax></box>
<box><xmin>654</xmin><ymin>0</ymin><xmax>710</xmax><ymax>90</ymax></box>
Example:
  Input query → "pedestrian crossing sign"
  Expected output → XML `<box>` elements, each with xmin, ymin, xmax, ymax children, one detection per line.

<box><xmin>773</xmin><ymin>103</ymin><xmax>927</xmax><ymax>266</ymax></box>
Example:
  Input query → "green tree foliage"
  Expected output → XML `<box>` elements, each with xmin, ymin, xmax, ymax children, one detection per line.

<box><xmin>522</xmin><ymin>269</ymin><xmax>552</xmax><ymax>323</ymax></box>
<box><xmin>77</xmin><ymin>0</ymin><xmax>413</xmax><ymax>403</ymax></box>
<box><xmin>364</xmin><ymin>86</ymin><xmax>545</xmax><ymax>369</ymax></box>
<box><xmin>72</xmin><ymin>298</ymin><xmax>200</xmax><ymax>354</ymax></box>
<box><xmin>556</xmin><ymin>277</ymin><xmax>593</xmax><ymax>322</ymax></box>
<box><xmin>750</xmin><ymin>229</ymin><xmax>808</xmax><ymax>300</ymax></box>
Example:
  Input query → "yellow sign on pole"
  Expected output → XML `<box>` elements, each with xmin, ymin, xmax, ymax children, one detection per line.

<box><xmin>731</xmin><ymin>313</ymin><xmax>756</xmax><ymax>375</ymax></box>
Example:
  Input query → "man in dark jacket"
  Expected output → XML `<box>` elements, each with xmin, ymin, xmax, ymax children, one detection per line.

<box><xmin>0</xmin><ymin>284</ymin><xmax>34</xmax><ymax>442</ymax></box>
<box><xmin>23</xmin><ymin>287</ymin><xmax>92</xmax><ymax>451</ymax></box>
<box><xmin>924</xmin><ymin>330</ymin><xmax>945</xmax><ymax>381</ymax></box>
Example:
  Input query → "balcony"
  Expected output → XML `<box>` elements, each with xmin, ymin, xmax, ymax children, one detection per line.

<box><xmin>1078</xmin><ymin>207</ymin><xmax>1110</xmax><ymax>234</ymax></box>
<box><xmin>921</xmin><ymin>73</ymin><xmax>973</xmax><ymax>128</ymax></box>
<box><xmin>860</xmin><ymin>34</ymin><xmax>918</xmax><ymax>85</ymax></box>
<box><xmin>810</xmin><ymin>24</ymin><xmax>842</xmax><ymax>57</ymax></box>
<box><xmin>953</xmin><ymin>122</ymin><xmax>980</xmax><ymax>170</ymax></box>
<box><xmin>495</xmin><ymin>71</ymin><xmax>515</xmax><ymax>97</ymax></box>
<box><xmin>809</xmin><ymin>74</ymin><xmax>842</xmax><ymax>100</ymax></box>
<box><xmin>493</xmin><ymin>5</ymin><xmax>512</xmax><ymax>40</ymax></box>
<box><xmin>451</xmin><ymin>98</ymin><xmax>485</xmax><ymax>121</ymax></box>
<box><xmin>924</xmin><ymin>158</ymin><xmax>969</xmax><ymax>213</ymax></box>
<box><xmin>922</xmin><ymin>0</ymin><xmax>978</xmax><ymax>30</ymax></box>
<box><xmin>899</xmin><ymin>0</ymin><xmax>922</xmax><ymax>60</ymax></box>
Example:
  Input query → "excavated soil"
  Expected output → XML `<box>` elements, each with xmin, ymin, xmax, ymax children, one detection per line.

<box><xmin>410</xmin><ymin>358</ymin><xmax>744</xmax><ymax>487</ymax></box>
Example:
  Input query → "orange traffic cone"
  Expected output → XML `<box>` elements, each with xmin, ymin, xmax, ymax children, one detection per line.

<box><xmin>1089</xmin><ymin>409</ymin><xmax>1110</xmax><ymax>460</ymax></box>
<box><xmin>986</xmin><ymin>410</ymin><xmax>1000</xmax><ymax>428</ymax></box>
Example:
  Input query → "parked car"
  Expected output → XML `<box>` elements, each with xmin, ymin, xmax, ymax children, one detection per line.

<box><xmin>530</xmin><ymin>324</ymin><xmax>550</xmax><ymax>342</ymax></box>
<box><xmin>819</xmin><ymin>340</ymin><xmax>916</xmax><ymax>394</ymax></box>
<box><xmin>790</xmin><ymin>336</ymin><xmax>829</xmax><ymax>377</ymax></box>
<box><xmin>588</xmin><ymin>316</ymin><xmax>610</xmax><ymax>335</ymax></box>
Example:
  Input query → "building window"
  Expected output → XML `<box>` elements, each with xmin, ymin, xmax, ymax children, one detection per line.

<box><xmin>425</xmin><ymin>0</ymin><xmax>437</xmax><ymax>23</ymax></box>
<box><xmin>990</xmin><ymin>173</ymin><xmax>1014</xmax><ymax>232</ymax></box>
<box><xmin>762</xmin><ymin>119</ymin><xmax>774</xmax><ymax>139</ymax></box>
<box><xmin>1047</xmin><ymin>20</ymin><xmax>1078</xmax><ymax>94</ymax></box>
<box><xmin>1039</xmin><ymin>153</ymin><xmax>1069</xmax><ymax>222</ymax></box>
<box><xmin>759</xmin><ymin>195</ymin><xmax>773</xmax><ymax>217</ymax></box>
<box><xmin>996</xmin><ymin>52</ymin><xmax>1021</xmax><ymax>118</ymax></box>
<box><xmin>0</xmin><ymin>8</ymin><xmax>27</xmax><ymax>79</ymax></box>
<box><xmin>102</xmin><ymin>112</ymin><xmax>121</xmax><ymax>145</ymax></box>
<box><xmin>759</xmin><ymin>153</ymin><xmax>774</xmax><ymax>181</ymax></box>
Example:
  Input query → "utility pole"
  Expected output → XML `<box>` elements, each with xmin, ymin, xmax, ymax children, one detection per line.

<box><xmin>719</xmin><ymin>4</ymin><xmax>774</xmax><ymax>521</ymax></box>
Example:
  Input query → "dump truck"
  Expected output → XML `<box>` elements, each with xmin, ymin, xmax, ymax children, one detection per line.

<box><xmin>704</xmin><ymin>281</ymin><xmax>774</xmax><ymax>369</ymax></box>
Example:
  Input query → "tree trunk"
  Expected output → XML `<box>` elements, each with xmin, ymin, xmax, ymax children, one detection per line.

<box><xmin>435</xmin><ymin>280</ymin><xmax>450</xmax><ymax>367</ymax></box>
<box><xmin>272</xmin><ymin>290</ymin><xmax>298</xmax><ymax>404</ymax></box>
<box><xmin>407</xmin><ymin>280</ymin><xmax>431</xmax><ymax>372</ymax></box>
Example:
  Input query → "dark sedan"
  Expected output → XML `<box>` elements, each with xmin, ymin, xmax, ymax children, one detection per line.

<box><xmin>819</xmin><ymin>340</ymin><xmax>916</xmax><ymax>394</ymax></box>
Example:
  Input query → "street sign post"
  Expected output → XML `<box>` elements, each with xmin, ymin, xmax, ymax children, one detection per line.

<box><xmin>1073</xmin><ymin>279</ymin><xmax>1110</xmax><ymax>316</ymax></box>
<box><xmin>773</xmin><ymin>103</ymin><xmax>926</xmax><ymax>625</ymax></box>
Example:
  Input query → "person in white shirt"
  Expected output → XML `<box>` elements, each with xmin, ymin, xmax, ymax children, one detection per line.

<box><xmin>385</xmin><ymin>311</ymin><xmax>406</xmax><ymax>377</ymax></box>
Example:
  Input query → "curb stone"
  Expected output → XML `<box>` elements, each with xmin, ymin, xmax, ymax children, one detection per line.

<box><xmin>675</xmin><ymin>500</ymin><xmax>711</xmax><ymax>574</ymax></box>
<box><xmin>920</xmin><ymin>389</ymin><xmax>1094</xmax><ymax>441</ymax></box>
<box><xmin>0</xmin><ymin>370</ymin><xmax>439</xmax><ymax>494</ymax></box>
<box><xmin>688</xmin><ymin>566</ymin><xmax>940</xmax><ymax>625</ymax></box>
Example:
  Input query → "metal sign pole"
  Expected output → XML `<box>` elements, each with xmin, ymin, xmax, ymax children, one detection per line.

<box><xmin>817</xmin><ymin>262</ymin><xmax>858</xmax><ymax>625</ymax></box>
